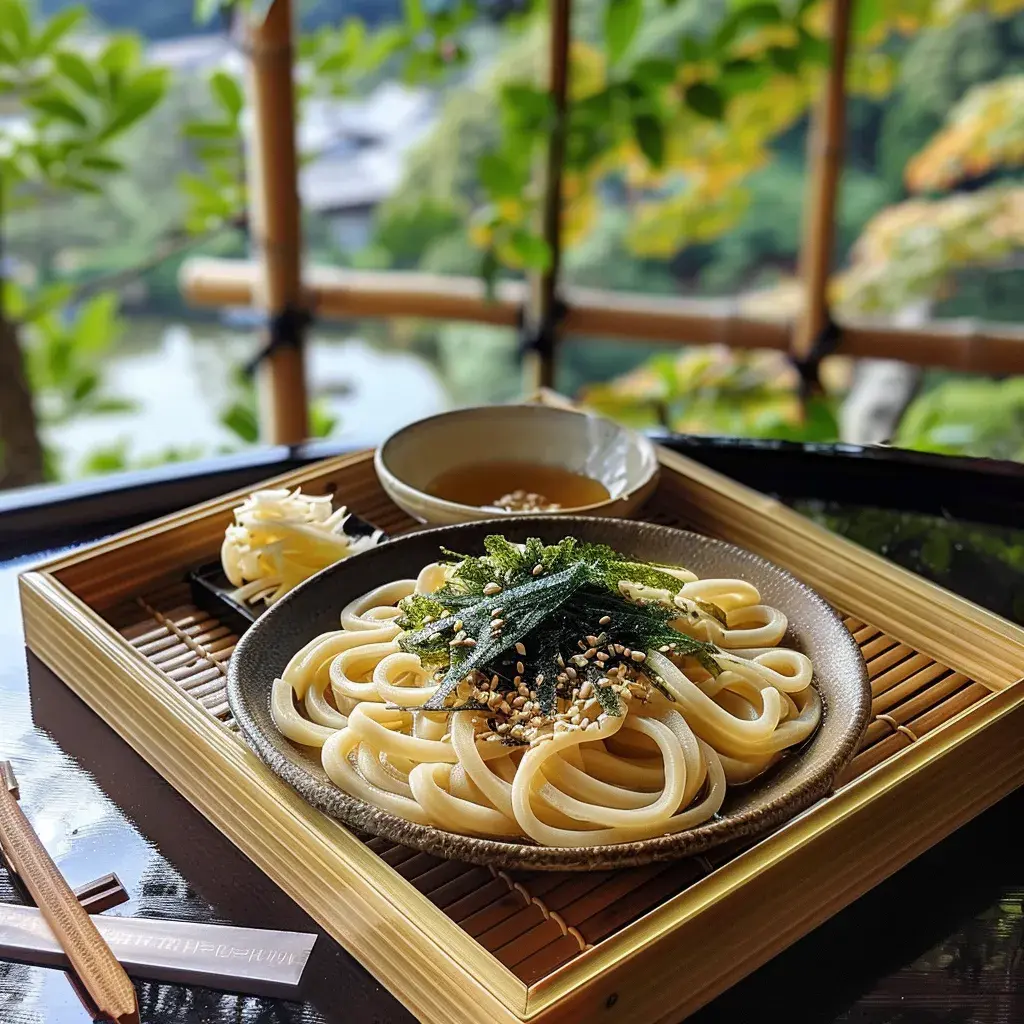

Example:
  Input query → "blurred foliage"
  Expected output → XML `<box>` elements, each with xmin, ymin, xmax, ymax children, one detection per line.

<box><xmin>894</xmin><ymin>375</ymin><xmax>1024</xmax><ymax>458</ymax></box>
<box><xmin>1</xmin><ymin>0</ymin><xmax>170</xmax><ymax>483</ymax></box>
<box><xmin>581</xmin><ymin>345</ymin><xmax>841</xmax><ymax>439</ymax></box>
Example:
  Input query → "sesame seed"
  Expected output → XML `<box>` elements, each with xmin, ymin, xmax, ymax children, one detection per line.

<box><xmin>599</xmin><ymin>615</ymin><xmax>611</xmax><ymax>625</ymax></box>
<box><xmin>586</xmin><ymin>635</ymin><xmax>599</xmax><ymax>647</ymax></box>
<box><xmin>532</xmin><ymin>564</ymin><xmax>544</xmax><ymax>576</ymax></box>
<box><xmin>596</xmin><ymin>652</ymin><xmax>609</xmax><ymax>663</ymax></box>
<box><xmin>453</xmin><ymin>620</ymin><xmax>463</xmax><ymax>632</ymax></box>
<box><xmin>578</xmin><ymin>681</ymin><xmax>594</xmax><ymax>699</ymax></box>
<box><xmin>516</xmin><ymin>661</ymin><xmax>525</xmax><ymax>675</ymax></box>
<box><xmin>483</xmin><ymin>582</ymin><xmax>502</xmax><ymax>595</ymax></box>
<box><xmin>515</xmin><ymin>642</ymin><xmax>527</xmax><ymax>656</ymax></box>
<box><xmin>585</xmin><ymin>647</ymin><xmax>597</xmax><ymax>659</ymax></box>
<box><xmin>497</xmin><ymin>723</ymin><xmax>510</xmax><ymax>734</ymax></box>
<box><xmin>565</xmin><ymin>666</ymin><xmax>577</xmax><ymax>680</ymax></box>
<box><xmin>491</xmin><ymin>608</ymin><xmax>503</xmax><ymax>618</ymax></box>
<box><xmin>631</xmin><ymin>650</ymin><xmax>646</xmax><ymax>662</ymax></box>
<box><xmin>579</xmin><ymin>716</ymin><xmax>591</xmax><ymax>729</ymax></box>
<box><xmin>659</xmin><ymin>645</ymin><xmax>671</xmax><ymax>652</ymax></box>
<box><xmin>623</xmin><ymin>648</ymin><xmax>632</xmax><ymax>659</ymax></box>
<box><xmin>464</xmin><ymin>638</ymin><xmax>477</xmax><ymax>647</ymax></box>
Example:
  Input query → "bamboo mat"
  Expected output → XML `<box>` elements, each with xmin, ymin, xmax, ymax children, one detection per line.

<box><xmin>105</xmin><ymin>579</ymin><xmax>989</xmax><ymax>985</ymax></box>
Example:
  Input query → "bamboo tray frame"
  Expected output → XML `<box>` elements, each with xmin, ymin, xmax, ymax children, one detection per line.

<box><xmin>18</xmin><ymin>422</ymin><xmax>1024</xmax><ymax>1024</ymax></box>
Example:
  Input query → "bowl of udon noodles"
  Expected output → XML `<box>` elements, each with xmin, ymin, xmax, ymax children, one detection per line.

<box><xmin>227</xmin><ymin>518</ymin><xmax>870</xmax><ymax>870</ymax></box>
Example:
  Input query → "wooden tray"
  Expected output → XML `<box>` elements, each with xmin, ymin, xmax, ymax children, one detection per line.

<box><xmin>18</xmin><ymin>413</ymin><xmax>1024</xmax><ymax>1023</ymax></box>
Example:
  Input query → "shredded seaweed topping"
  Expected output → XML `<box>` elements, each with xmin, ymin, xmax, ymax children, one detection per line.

<box><xmin>395</xmin><ymin>536</ymin><xmax>724</xmax><ymax>720</ymax></box>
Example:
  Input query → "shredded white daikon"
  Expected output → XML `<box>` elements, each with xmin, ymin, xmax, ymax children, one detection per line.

<box><xmin>220</xmin><ymin>488</ymin><xmax>383</xmax><ymax>607</ymax></box>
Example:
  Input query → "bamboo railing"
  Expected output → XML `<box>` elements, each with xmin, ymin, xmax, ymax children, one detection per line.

<box><xmin>242</xmin><ymin>0</ymin><xmax>309</xmax><ymax>445</ymax></box>
<box><xmin>187</xmin><ymin>0</ymin><xmax>1024</xmax><ymax>440</ymax></box>
<box><xmin>792</xmin><ymin>0</ymin><xmax>852</xmax><ymax>383</ymax></box>
<box><xmin>181</xmin><ymin>256</ymin><xmax>1024</xmax><ymax>374</ymax></box>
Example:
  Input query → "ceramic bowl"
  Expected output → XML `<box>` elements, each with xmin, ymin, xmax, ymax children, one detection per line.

<box><xmin>373</xmin><ymin>405</ymin><xmax>660</xmax><ymax>526</ymax></box>
<box><xmin>227</xmin><ymin>517</ymin><xmax>871</xmax><ymax>871</ymax></box>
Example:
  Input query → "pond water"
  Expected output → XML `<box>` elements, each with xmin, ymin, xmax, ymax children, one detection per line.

<box><xmin>45</xmin><ymin>317</ymin><xmax>452</xmax><ymax>474</ymax></box>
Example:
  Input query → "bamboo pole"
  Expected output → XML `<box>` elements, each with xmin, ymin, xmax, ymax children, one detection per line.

<box><xmin>244</xmin><ymin>0</ymin><xmax>309</xmax><ymax>444</ymax></box>
<box><xmin>522</xmin><ymin>0</ymin><xmax>572</xmax><ymax>391</ymax></box>
<box><xmin>792</xmin><ymin>0</ymin><xmax>853</xmax><ymax>377</ymax></box>
<box><xmin>179</xmin><ymin>257</ymin><xmax>1024</xmax><ymax>374</ymax></box>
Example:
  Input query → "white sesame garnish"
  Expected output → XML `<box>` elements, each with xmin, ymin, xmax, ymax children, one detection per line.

<box><xmin>483</xmin><ymin>582</ymin><xmax>502</xmax><ymax>595</ymax></box>
<box><xmin>515</xmin><ymin>642</ymin><xmax>527</xmax><ymax>656</ymax></box>
<box><xmin>532</xmin><ymin>564</ymin><xmax>544</xmax><ymax>576</ymax></box>
<box><xmin>599</xmin><ymin>615</ymin><xmax>611</xmax><ymax>626</ymax></box>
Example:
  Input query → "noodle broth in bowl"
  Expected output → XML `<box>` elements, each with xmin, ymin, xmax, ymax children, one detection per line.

<box><xmin>374</xmin><ymin>405</ymin><xmax>660</xmax><ymax>525</ymax></box>
<box><xmin>228</xmin><ymin>518</ymin><xmax>871</xmax><ymax>871</ymax></box>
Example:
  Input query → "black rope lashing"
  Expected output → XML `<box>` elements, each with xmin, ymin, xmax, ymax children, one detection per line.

<box><xmin>242</xmin><ymin>305</ymin><xmax>314</xmax><ymax>378</ymax></box>
<box><xmin>517</xmin><ymin>296</ymin><xmax>567</xmax><ymax>363</ymax></box>
<box><xmin>790</xmin><ymin>315</ymin><xmax>842</xmax><ymax>399</ymax></box>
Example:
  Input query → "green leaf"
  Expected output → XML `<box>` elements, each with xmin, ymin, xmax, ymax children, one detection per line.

<box><xmin>26</xmin><ymin>91</ymin><xmax>88</xmax><ymax>127</ymax></box>
<box><xmin>767</xmin><ymin>45</ymin><xmax>799</xmax><ymax>74</ymax></box>
<box><xmin>32</xmin><ymin>6</ymin><xmax>86</xmax><ymax>56</ymax></box>
<box><xmin>852</xmin><ymin>0</ymin><xmax>884</xmax><ymax>36</ymax></box>
<box><xmin>500</xmin><ymin>84</ymin><xmax>553</xmax><ymax>133</ymax></box>
<box><xmin>2</xmin><ymin>0</ymin><xmax>31</xmax><ymax>54</ymax></box>
<box><xmin>220</xmin><ymin>401</ymin><xmax>261</xmax><ymax>444</ymax></box>
<box><xmin>54</xmin><ymin>51</ymin><xmax>99</xmax><ymax>95</ymax></box>
<box><xmin>210</xmin><ymin>70</ymin><xmax>243</xmax><ymax>120</ymax></box>
<box><xmin>78</xmin><ymin>153</ymin><xmax>124</xmax><ymax>174</ymax></box>
<box><xmin>100</xmin><ymin>37</ymin><xmax>141</xmax><ymax>74</ymax></box>
<box><xmin>404</xmin><ymin>0</ymin><xmax>427</xmax><ymax>34</ymax></box>
<box><xmin>70</xmin><ymin>371</ymin><xmax>100</xmax><ymax>403</ymax></box>
<box><xmin>478</xmin><ymin>151</ymin><xmax>526</xmax><ymax>198</ymax></box>
<box><xmin>88</xmin><ymin>396</ymin><xmax>138</xmax><ymax>415</ymax></box>
<box><xmin>684</xmin><ymin>81</ymin><xmax>725</xmax><ymax>119</ymax></box>
<box><xmin>507</xmin><ymin>230</ymin><xmax>551</xmax><ymax>271</ymax></box>
<box><xmin>98</xmin><ymin>68</ymin><xmax>167</xmax><ymax>140</ymax></box>
<box><xmin>632</xmin><ymin>112</ymin><xmax>664</xmax><ymax>166</ymax></box>
<box><xmin>715</xmin><ymin>2</ymin><xmax>781</xmax><ymax>49</ymax></box>
<box><xmin>59</xmin><ymin>174</ymin><xmax>103</xmax><ymax>194</ymax></box>
<box><xmin>184</xmin><ymin>119</ymin><xmax>237</xmax><ymax>139</ymax></box>
<box><xmin>632</xmin><ymin>58</ymin><xmax>676</xmax><ymax>89</ymax></box>
<box><xmin>309</xmin><ymin>400</ymin><xmax>338</xmax><ymax>439</ymax></box>
<box><xmin>678</xmin><ymin>36</ymin><xmax>705</xmax><ymax>64</ymax></box>
<box><xmin>75</xmin><ymin>293</ymin><xmax>120</xmax><ymax>353</ymax></box>
<box><xmin>796</xmin><ymin>27</ymin><xmax>830</xmax><ymax>64</ymax></box>
<box><xmin>605</xmin><ymin>0</ymin><xmax>642</xmax><ymax>65</ymax></box>
<box><xmin>718</xmin><ymin>57</ymin><xmax>771</xmax><ymax>95</ymax></box>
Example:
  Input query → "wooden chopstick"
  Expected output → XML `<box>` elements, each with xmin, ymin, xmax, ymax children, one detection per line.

<box><xmin>0</xmin><ymin>761</ymin><xmax>139</xmax><ymax>1024</ymax></box>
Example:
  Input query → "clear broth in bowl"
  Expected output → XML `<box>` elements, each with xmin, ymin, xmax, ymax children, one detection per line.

<box><xmin>426</xmin><ymin>460</ymin><xmax>610</xmax><ymax>512</ymax></box>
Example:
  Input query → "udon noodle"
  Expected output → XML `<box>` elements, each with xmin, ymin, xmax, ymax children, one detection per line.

<box><xmin>270</xmin><ymin>540</ymin><xmax>821</xmax><ymax>848</ymax></box>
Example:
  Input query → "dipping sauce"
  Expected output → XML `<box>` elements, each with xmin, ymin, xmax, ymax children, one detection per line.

<box><xmin>426</xmin><ymin>460</ymin><xmax>611</xmax><ymax>512</ymax></box>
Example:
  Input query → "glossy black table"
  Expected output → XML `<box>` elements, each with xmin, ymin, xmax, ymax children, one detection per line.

<box><xmin>2</xmin><ymin>438</ymin><xmax>1024</xmax><ymax>1024</ymax></box>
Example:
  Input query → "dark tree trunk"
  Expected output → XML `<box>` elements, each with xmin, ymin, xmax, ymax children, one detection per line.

<box><xmin>0</xmin><ymin>316</ymin><xmax>46</xmax><ymax>490</ymax></box>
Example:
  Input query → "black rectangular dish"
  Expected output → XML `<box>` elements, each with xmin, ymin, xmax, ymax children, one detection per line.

<box><xmin>186</xmin><ymin>510</ymin><xmax>387</xmax><ymax>635</ymax></box>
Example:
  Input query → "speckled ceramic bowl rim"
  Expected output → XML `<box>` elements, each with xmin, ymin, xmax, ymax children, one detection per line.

<box><xmin>228</xmin><ymin>518</ymin><xmax>871</xmax><ymax>870</ymax></box>
<box><xmin>373</xmin><ymin>405</ymin><xmax>660</xmax><ymax>519</ymax></box>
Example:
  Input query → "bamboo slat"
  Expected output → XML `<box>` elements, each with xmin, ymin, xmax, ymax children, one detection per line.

<box><xmin>179</xmin><ymin>257</ymin><xmax>1024</xmax><ymax>374</ymax></box>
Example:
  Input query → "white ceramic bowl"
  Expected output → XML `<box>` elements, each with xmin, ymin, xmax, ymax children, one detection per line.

<box><xmin>374</xmin><ymin>405</ymin><xmax>660</xmax><ymax>526</ymax></box>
